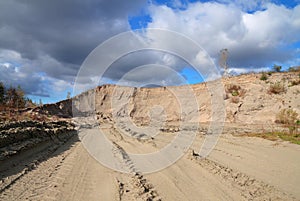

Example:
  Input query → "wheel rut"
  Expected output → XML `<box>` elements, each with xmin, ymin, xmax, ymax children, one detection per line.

<box><xmin>189</xmin><ymin>154</ymin><xmax>296</xmax><ymax>200</ymax></box>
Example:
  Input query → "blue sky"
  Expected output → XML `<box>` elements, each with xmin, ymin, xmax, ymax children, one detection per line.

<box><xmin>0</xmin><ymin>0</ymin><xmax>299</xmax><ymax>103</ymax></box>
<box><xmin>180</xmin><ymin>67</ymin><xmax>204</xmax><ymax>84</ymax></box>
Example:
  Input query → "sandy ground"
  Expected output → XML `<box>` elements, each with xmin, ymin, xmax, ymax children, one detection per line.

<box><xmin>0</xmin><ymin>123</ymin><xmax>299</xmax><ymax>201</ymax></box>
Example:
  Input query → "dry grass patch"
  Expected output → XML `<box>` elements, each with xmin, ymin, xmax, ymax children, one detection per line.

<box><xmin>268</xmin><ymin>82</ymin><xmax>286</xmax><ymax>94</ymax></box>
<box><xmin>289</xmin><ymin>79</ymin><xmax>300</xmax><ymax>86</ymax></box>
<box><xmin>275</xmin><ymin>108</ymin><xmax>299</xmax><ymax>134</ymax></box>
<box><xmin>230</xmin><ymin>96</ymin><xmax>240</xmax><ymax>104</ymax></box>
<box><xmin>241</xmin><ymin>132</ymin><xmax>300</xmax><ymax>145</ymax></box>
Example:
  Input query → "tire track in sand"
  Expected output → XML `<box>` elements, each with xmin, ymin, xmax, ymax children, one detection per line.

<box><xmin>189</xmin><ymin>153</ymin><xmax>296</xmax><ymax>200</ymax></box>
<box><xmin>111</xmin><ymin>141</ymin><xmax>161</xmax><ymax>201</ymax></box>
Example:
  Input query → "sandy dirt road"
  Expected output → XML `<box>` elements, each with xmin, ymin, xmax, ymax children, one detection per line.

<box><xmin>0</xmin><ymin>124</ymin><xmax>299</xmax><ymax>201</ymax></box>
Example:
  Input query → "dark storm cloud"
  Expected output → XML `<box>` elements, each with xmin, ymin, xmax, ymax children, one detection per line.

<box><xmin>228</xmin><ymin>46</ymin><xmax>293</xmax><ymax>68</ymax></box>
<box><xmin>0</xmin><ymin>0</ymin><xmax>147</xmax><ymax>71</ymax></box>
<box><xmin>1</xmin><ymin>0</ymin><xmax>300</xmax><ymax>100</ymax></box>
<box><xmin>102</xmin><ymin>50</ymin><xmax>189</xmax><ymax>83</ymax></box>
<box><xmin>0</xmin><ymin>0</ymin><xmax>147</xmax><ymax>96</ymax></box>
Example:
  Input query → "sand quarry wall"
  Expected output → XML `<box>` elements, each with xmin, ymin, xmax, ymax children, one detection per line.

<box><xmin>39</xmin><ymin>72</ymin><xmax>300</xmax><ymax>128</ymax></box>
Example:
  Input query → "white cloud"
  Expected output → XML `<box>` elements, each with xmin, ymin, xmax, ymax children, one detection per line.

<box><xmin>243</xmin><ymin>4</ymin><xmax>300</xmax><ymax>47</ymax></box>
<box><xmin>0</xmin><ymin>49</ymin><xmax>24</xmax><ymax>64</ymax></box>
<box><xmin>194</xmin><ymin>51</ymin><xmax>212</xmax><ymax>67</ymax></box>
<box><xmin>146</xmin><ymin>2</ymin><xmax>300</xmax><ymax>69</ymax></box>
<box><xmin>228</xmin><ymin>67</ymin><xmax>269</xmax><ymax>75</ymax></box>
<box><xmin>2</xmin><ymin>62</ymin><xmax>11</xmax><ymax>68</ymax></box>
<box><xmin>51</xmin><ymin>79</ymin><xmax>73</xmax><ymax>92</ymax></box>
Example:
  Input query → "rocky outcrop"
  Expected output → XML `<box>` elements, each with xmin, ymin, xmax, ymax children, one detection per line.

<box><xmin>33</xmin><ymin>99</ymin><xmax>73</xmax><ymax>118</ymax></box>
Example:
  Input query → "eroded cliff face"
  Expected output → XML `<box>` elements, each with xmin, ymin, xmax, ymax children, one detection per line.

<box><xmin>45</xmin><ymin>72</ymin><xmax>300</xmax><ymax>127</ymax></box>
<box><xmin>72</xmin><ymin>84</ymin><xmax>213</xmax><ymax>126</ymax></box>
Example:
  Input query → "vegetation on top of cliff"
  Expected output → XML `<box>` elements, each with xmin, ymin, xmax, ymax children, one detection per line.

<box><xmin>0</xmin><ymin>83</ymin><xmax>52</xmax><ymax>122</ymax></box>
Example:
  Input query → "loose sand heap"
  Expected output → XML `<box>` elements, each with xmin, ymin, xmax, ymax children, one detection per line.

<box><xmin>0</xmin><ymin>71</ymin><xmax>299</xmax><ymax>200</ymax></box>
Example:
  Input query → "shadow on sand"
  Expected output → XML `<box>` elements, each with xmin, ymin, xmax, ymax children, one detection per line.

<box><xmin>0</xmin><ymin>130</ymin><xmax>79</xmax><ymax>192</ymax></box>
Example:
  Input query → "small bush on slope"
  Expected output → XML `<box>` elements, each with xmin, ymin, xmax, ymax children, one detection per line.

<box><xmin>275</xmin><ymin>109</ymin><xmax>299</xmax><ymax>134</ymax></box>
<box><xmin>268</xmin><ymin>82</ymin><xmax>286</xmax><ymax>94</ymax></box>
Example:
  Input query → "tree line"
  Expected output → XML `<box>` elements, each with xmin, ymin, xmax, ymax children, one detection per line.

<box><xmin>0</xmin><ymin>82</ymin><xmax>35</xmax><ymax>109</ymax></box>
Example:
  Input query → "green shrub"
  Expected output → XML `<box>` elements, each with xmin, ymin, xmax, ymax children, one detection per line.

<box><xmin>225</xmin><ymin>84</ymin><xmax>246</xmax><ymax>99</ymax></box>
<box><xmin>231</xmin><ymin>91</ymin><xmax>239</xmax><ymax>96</ymax></box>
<box><xmin>260</xmin><ymin>72</ymin><xmax>268</xmax><ymax>80</ymax></box>
<box><xmin>225</xmin><ymin>84</ymin><xmax>247</xmax><ymax>100</ymax></box>
<box><xmin>273</xmin><ymin>64</ymin><xmax>282</xmax><ymax>72</ymax></box>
